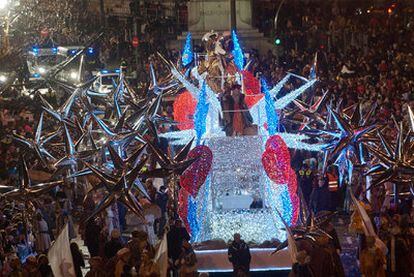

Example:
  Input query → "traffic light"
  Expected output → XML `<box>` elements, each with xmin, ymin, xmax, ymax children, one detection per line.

<box><xmin>275</xmin><ymin>38</ymin><xmax>281</xmax><ymax>45</ymax></box>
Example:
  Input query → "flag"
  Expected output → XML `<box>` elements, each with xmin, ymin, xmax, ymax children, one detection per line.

<box><xmin>408</xmin><ymin>106</ymin><xmax>414</xmax><ymax>132</ymax></box>
<box><xmin>350</xmin><ymin>191</ymin><xmax>387</xmax><ymax>255</ymax></box>
<box><xmin>48</xmin><ymin>224</ymin><xmax>75</xmax><ymax>277</ymax></box>
<box><xmin>154</xmin><ymin>233</ymin><xmax>168</xmax><ymax>277</ymax></box>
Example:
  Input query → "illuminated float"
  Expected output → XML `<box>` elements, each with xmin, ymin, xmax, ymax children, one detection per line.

<box><xmin>161</xmin><ymin>30</ymin><xmax>321</xmax><ymax>272</ymax></box>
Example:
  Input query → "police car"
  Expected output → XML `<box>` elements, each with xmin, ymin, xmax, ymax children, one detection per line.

<box><xmin>91</xmin><ymin>69</ymin><xmax>121</xmax><ymax>94</ymax></box>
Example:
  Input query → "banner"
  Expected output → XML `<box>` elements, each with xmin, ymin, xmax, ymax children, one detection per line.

<box><xmin>48</xmin><ymin>224</ymin><xmax>76</xmax><ymax>277</ymax></box>
<box><xmin>350</xmin><ymin>191</ymin><xmax>387</xmax><ymax>255</ymax></box>
<box><xmin>154</xmin><ymin>233</ymin><xmax>168</xmax><ymax>277</ymax></box>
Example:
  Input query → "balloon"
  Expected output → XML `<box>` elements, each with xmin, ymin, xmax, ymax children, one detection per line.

<box><xmin>290</xmin><ymin>194</ymin><xmax>299</xmax><ymax>225</ymax></box>
<box><xmin>180</xmin><ymin>146</ymin><xmax>213</xmax><ymax>197</ymax></box>
<box><xmin>146</xmin><ymin>138</ymin><xmax>197</xmax><ymax>178</ymax></box>
<box><xmin>12</xmin><ymin>112</ymin><xmax>57</xmax><ymax>167</ymax></box>
<box><xmin>79</xmin><ymin>155</ymin><xmax>149</xmax><ymax>223</ymax></box>
<box><xmin>265</xmin><ymin>135</ymin><xmax>290</xmax><ymax>157</ymax></box>
<box><xmin>262</xmin><ymin>135</ymin><xmax>291</xmax><ymax>184</ymax></box>
<box><xmin>288</xmin><ymin>169</ymin><xmax>299</xmax><ymax>225</ymax></box>
<box><xmin>290</xmin><ymin>89</ymin><xmax>329</xmax><ymax>130</ymax></box>
<box><xmin>366</xmin><ymin>124</ymin><xmax>414</xmax><ymax>190</ymax></box>
<box><xmin>1</xmin><ymin>156</ymin><xmax>64</xmax><ymax>207</ymax></box>
<box><xmin>173</xmin><ymin>90</ymin><xmax>197</xmax><ymax>130</ymax></box>
<box><xmin>287</xmin><ymin>168</ymin><xmax>298</xmax><ymax>196</ymax></box>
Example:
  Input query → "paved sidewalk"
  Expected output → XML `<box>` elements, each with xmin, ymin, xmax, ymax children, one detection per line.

<box><xmin>334</xmin><ymin>214</ymin><xmax>361</xmax><ymax>277</ymax></box>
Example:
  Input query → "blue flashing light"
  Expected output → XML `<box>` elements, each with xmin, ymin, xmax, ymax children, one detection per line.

<box><xmin>52</xmin><ymin>47</ymin><xmax>58</xmax><ymax>54</ymax></box>
<box><xmin>32</xmin><ymin>47</ymin><xmax>39</xmax><ymax>56</ymax></box>
<box><xmin>114</xmin><ymin>69</ymin><xmax>120</xmax><ymax>73</ymax></box>
<box><xmin>69</xmin><ymin>49</ymin><xmax>77</xmax><ymax>55</ymax></box>
<box><xmin>33</xmin><ymin>73</ymin><xmax>40</xmax><ymax>78</ymax></box>
<box><xmin>100</xmin><ymin>70</ymin><xmax>109</xmax><ymax>74</ymax></box>
<box><xmin>87</xmin><ymin>47</ymin><xmax>94</xmax><ymax>55</ymax></box>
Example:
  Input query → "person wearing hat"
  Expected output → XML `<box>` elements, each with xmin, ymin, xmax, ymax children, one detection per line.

<box><xmin>104</xmin><ymin>229</ymin><xmax>124</xmax><ymax>260</ymax></box>
<box><xmin>308</xmin><ymin>234</ymin><xmax>344</xmax><ymax>277</ymax></box>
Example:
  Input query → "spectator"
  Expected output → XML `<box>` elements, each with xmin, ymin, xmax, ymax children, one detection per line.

<box><xmin>70</xmin><ymin>242</ymin><xmax>85</xmax><ymax>277</ymax></box>
<box><xmin>37</xmin><ymin>254</ymin><xmax>53</xmax><ymax>277</ymax></box>
<box><xmin>85</xmin><ymin>256</ymin><xmax>106</xmax><ymax>277</ymax></box>
<box><xmin>126</xmin><ymin>230</ymin><xmax>148</xmax><ymax>272</ymax></box>
<box><xmin>34</xmin><ymin>213</ymin><xmax>51</xmax><ymax>253</ymax></box>
<box><xmin>359</xmin><ymin>236</ymin><xmax>386</xmax><ymax>277</ymax></box>
<box><xmin>84</xmin><ymin>218</ymin><xmax>102</xmax><ymax>257</ymax></box>
<box><xmin>104</xmin><ymin>229</ymin><xmax>124</xmax><ymax>260</ymax></box>
<box><xmin>177</xmin><ymin>240</ymin><xmax>197</xmax><ymax>277</ymax></box>
<box><xmin>114</xmin><ymin>248</ymin><xmax>132</xmax><ymax>277</ymax></box>
<box><xmin>155</xmin><ymin>186</ymin><xmax>168</xmax><ymax>237</ymax></box>
<box><xmin>22</xmin><ymin>255</ymin><xmax>41</xmax><ymax>277</ymax></box>
<box><xmin>228</xmin><ymin>233</ymin><xmax>251</xmax><ymax>276</ymax></box>
<box><xmin>310</xmin><ymin>175</ymin><xmax>331</xmax><ymax>213</ymax></box>
<box><xmin>167</xmin><ymin>219</ymin><xmax>190</xmax><ymax>272</ymax></box>
<box><xmin>298</xmin><ymin>163</ymin><xmax>314</xmax><ymax>206</ymax></box>
<box><xmin>9</xmin><ymin>255</ymin><xmax>23</xmax><ymax>277</ymax></box>
<box><xmin>138</xmin><ymin>249</ymin><xmax>159</xmax><ymax>277</ymax></box>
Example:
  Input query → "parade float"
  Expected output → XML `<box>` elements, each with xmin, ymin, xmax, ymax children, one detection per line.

<box><xmin>160</xmin><ymin>30</ymin><xmax>320</xmax><ymax>272</ymax></box>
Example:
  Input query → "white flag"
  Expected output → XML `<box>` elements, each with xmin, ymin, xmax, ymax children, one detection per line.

<box><xmin>154</xmin><ymin>233</ymin><xmax>168</xmax><ymax>277</ymax></box>
<box><xmin>350</xmin><ymin>191</ymin><xmax>387</xmax><ymax>255</ymax></box>
<box><xmin>48</xmin><ymin>224</ymin><xmax>76</xmax><ymax>277</ymax></box>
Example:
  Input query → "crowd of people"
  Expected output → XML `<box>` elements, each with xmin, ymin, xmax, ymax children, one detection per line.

<box><xmin>253</xmin><ymin>1</ymin><xmax>414</xmax><ymax>128</ymax></box>
<box><xmin>0</xmin><ymin>178</ymin><xmax>202</xmax><ymax>277</ymax></box>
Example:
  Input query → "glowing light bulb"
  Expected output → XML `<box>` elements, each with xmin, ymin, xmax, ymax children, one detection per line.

<box><xmin>0</xmin><ymin>0</ymin><xmax>8</xmax><ymax>10</ymax></box>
